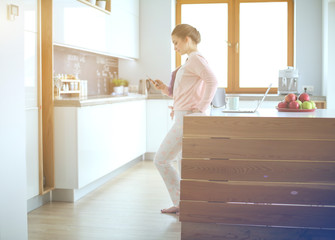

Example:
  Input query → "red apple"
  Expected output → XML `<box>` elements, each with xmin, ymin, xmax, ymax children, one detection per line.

<box><xmin>278</xmin><ymin>101</ymin><xmax>288</xmax><ymax>108</ymax></box>
<box><xmin>288</xmin><ymin>100</ymin><xmax>300</xmax><ymax>109</ymax></box>
<box><xmin>298</xmin><ymin>93</ymin><xmax>310</xmax><ymax>102</ymax></box>
<box><xmin>285</xmin><ymin>93</ymin><xmax>297</xmax><ymax>103</ymax></box>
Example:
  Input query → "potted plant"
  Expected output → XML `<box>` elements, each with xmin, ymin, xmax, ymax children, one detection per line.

<box><xmin>112</xmin><ymin>79</ymin><xmax>124</xmax><ymax>95</ymax></box>
<box><xmin>121</xmin><ymin>79</ymin><xmax>129</xmax><ymax>95</ymax></box>
<box><xmin>96</xmin><ymin>0</ymin><xmax>106</xmax><ymax>9</ymax></box>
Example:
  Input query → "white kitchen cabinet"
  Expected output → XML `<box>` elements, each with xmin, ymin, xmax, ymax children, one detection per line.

<box><xmin>77</xmin><ymin>100</ymin><xmax>146</xmax><ymax>187</ymax></box>
<box><xmin>109</xmin><ymin>9</ymin><xmax>139</xmax><ymax>59</ymax></box>
<box><xmin>112</xmin><ymin>0</ymin><xmax>139</xmax><ymax>16</ymax></box>
<box><xmin>109</xmin><ymin>0</ymin><xmax>139</xmax><ymax>58</ymax></box>
<box><xmin>25</xmin><ymin>0</ymin><xmax>40</xmax><ymax>200</ymax></box>
<box><xmin>146</xmin><ymin>99</ymin><xmax>174</xmax><ymax>153</ymax></box>
<box><xmin>54</xmin><ymin>100</ymin><xmax>146</xmax><ymax>196</ymax></box>
<box><xmin>53</xmin><ymin>0</ymin><xmax>139</xmax><ymax>59</ymax></box>
<box><xmin>53</xmin><ymin>0</ymin><xmax>109</xmax><ymax>53</ymax></box>
<box><xmin>26</xmin><ymin>108</ymin><xmax>39</xmax><ymax>199</ymax></box>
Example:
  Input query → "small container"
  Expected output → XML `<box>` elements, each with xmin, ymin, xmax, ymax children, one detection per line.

<box><xmin>62</xmin><ymin>83</ymin><xmax>69</xmax><ymax>92</ymax></box>
<box><xmin>123</xmin><ymin>87</ymin><xmax>129</xmax><ymax>95</ymax></box>
<box><xmin>226</xmin><ymin>96</ymin><xmax>239</xmax><ymax>110</ymax></box>
<box><xmin>114</xmin><ymin>86</ymin><xmax>124</xmax><ymax>95</ymax></box>
<box><xmin>70</xmin><ymin>82</ymin><xmax>75</xmax><ymax>91</ymax></box>
<box><xmin>62</xmin><ymin>83</ymin><xmax>66</xmax><ymax>91</ymax></box>
<box><xmin>80</xmin><ymin>80</ymin><xmax>88</xmax><ymax>97</ymax></box>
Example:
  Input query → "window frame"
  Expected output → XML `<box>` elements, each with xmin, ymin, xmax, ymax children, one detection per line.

<box><xmin>176</xmin><ymin>0</ymin><xmax>294</xmax><ymax>94</ymax></box>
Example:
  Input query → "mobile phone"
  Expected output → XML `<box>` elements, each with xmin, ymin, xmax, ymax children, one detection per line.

<box><xmin>146</xmin><ymin>75</ymin><xmax>156</xmax><ymax>85</ymax></box>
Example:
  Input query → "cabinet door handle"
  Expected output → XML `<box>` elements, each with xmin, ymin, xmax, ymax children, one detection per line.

<box><xmin>236</xmin><ymin>42</ymin><xmax>239</xmax><ymax>54</ymax></box>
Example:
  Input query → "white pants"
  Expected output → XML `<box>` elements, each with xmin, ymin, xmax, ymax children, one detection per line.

<box><xmin>154</xmin><ymin>110</ymin><xmax>191</xmax><ymax>207</ymax></box>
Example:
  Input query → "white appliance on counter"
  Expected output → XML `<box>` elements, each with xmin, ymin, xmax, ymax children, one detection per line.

<box><xmin>278</xmin><ymin>67</ymin><xmax>298</xmax><ymax>95</ymax></box>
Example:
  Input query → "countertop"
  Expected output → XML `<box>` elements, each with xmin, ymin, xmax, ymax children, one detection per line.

<box><xmin>54</xmin><ymin>93</ymin><xmax>146</xmax><ymax>107</ymax></box>
<box><xmin>198</xmin><ymin>108</ymin><xmax>335</xmax><ymax>118</ymax></box>
<box><xmin>148</xmin><ymin>93</ymin><xmax>327</xmax><ymax>101</ymax></box>
<box><xmin>54</xmin><ymin>92</ymin><xmax>326</xmax><ymax>107</ymax></box>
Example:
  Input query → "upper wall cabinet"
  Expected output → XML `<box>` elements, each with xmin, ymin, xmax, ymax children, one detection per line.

<box><xmin>108</xmin><ymin>7</ymin><xmax>139</xmax><ymax>59</ymax></box>
<box><xmin>53</xmin><ymin>0</ymin><xmax>139</xmax><ymax>59</ymax></box>
<box><xmin>112</xmin><ymin>0</ymin><xmax>139</xmax><ymax>16</ymax></box>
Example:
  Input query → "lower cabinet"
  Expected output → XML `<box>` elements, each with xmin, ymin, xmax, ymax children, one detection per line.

<box><xmin>146</xmin><ymin>99</ymin><xmax>174</xmax><ymax>153</ymax></box>
<box><xmin>54</xmin><ymin>100</ymin><xmax>146</xmax><ymax>198</ymax></box>
<box><xmin>26</xmin><ymin>108</ymin><xmax>39</xmax><ymax>199</ymax></box>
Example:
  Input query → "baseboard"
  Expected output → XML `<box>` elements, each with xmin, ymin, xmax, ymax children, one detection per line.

<box><xmin>145</xmin><ymin>152</ymin><xmax>155</xmax><ymax>160</ymax></box>
<box><xmin>52</xmin><ymin>155</ymin><xmax>143</xmax><ymax>203</ymax></box>
<box><xmin>27</xmin><ymin>192</ymin><xmax>51</xmax><ymax>213</ymax></box>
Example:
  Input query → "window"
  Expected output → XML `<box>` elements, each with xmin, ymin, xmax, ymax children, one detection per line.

<box><xmin>176</xmin><ymin>0</ymin><xmax>294</xmax><ymax>94</ymax></box>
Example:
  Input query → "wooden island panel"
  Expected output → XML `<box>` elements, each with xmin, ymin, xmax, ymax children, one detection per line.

<box><xmin>180</xmin><ymin>114</ymin><xmax>335</xmax><ymax>240</ymax></box>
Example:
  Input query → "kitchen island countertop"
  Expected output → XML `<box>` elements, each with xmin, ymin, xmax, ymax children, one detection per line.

<box><xmin>204</xmin><ymin>108</ymin><xmax>335</xmax><ymax>118</ymax></box>
<box><xmin>54</xmin><ymin>92</ymin><xmax>327</xmax><ymax>108</ymax></box>
<box><xmin>147</xmin><ymin>93</ymin><xmax>326</xmax><ymax>101</ymax></box>
<box><xmin>54</xmin><ymin>93</ymin><xmax>146</xmax><ymax>107</ymax></box>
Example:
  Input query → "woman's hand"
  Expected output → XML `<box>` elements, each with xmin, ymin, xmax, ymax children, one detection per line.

<box><xmin>168</xmin><ymin>106</ymin><xmax>174</xmax><ymax>120</ymax></box>
<box><xmin>149</xmin><ymin>79</ymin><xmax>165</xmax><ymax>90</ymax></box>
<box><xmin>149</xmin><ymin>79</ymin><xmax>169</xmax><ymax>96</ymax></box>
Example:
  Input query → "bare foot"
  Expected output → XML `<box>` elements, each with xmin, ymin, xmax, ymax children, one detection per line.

<box><xmin>161</xmin><ymin>206</ymin><xmax>179</xmax><ymax>214</ymax></box>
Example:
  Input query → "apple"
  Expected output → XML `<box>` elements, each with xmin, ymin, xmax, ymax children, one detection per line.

<box><xmin>278</xmin><ymin>101</ymin><xmax>288</xmax><ymax>108</ymax></box>
<box><xmin>296</xmin><ymin>100</ymin><xmax>303</xmax><ymax>109</ymax></box>
<box><xmin>289</xmin><ymin>101</ymin><xmax>300</xmax><ymax>109</ymax></box>
<box><xmin>298</xmin><ymin>93</ymin><xmax>310</xmax><ymax>102</ymax></box>
<box><xmin>302</xmin><ymin>101</ymin><xmax>313</xmax><ymax>109</ymax></box>
<box><xmin>310</xmin><ymin>101</ymin><xmax>316</xmax><ymax>109</ymax></box>
<box><xmin>285</xmin><ymin>93</ymin><xmax>297</xmax><ymax>103</ymax></box>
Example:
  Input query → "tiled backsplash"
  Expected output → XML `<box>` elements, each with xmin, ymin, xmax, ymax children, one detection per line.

<box><xmin>54</xmin><ymin>45</ymin><xmax>118</xmax><ymax>96</ymax></box>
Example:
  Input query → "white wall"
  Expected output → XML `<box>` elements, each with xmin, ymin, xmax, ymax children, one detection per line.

<box><xmin>0</xmin><ymin>1</ymin><xmax>28</xmax><ymax>240</ymax></box>
<box><xmin>120</xmin><ymin>0</ymin><xmax>328</xmax><ymax>98</ymax></box>
<box><xmin>326</xmin><ymin>1</ymin><xmax>335</xmax><ymax>109</ymax></box>
<box><xmin>295</xmin><ymin>0</ymin><xmax>323</xmax><ymax>95</ymax></box>
<box><xmin>118</xmin><ymin>0</ymin><xmax>176</xmax><ymax>87</ymax></box>
<box><xmin>322</xmin><ymin>0</ymin><xmax>329</xmax><ymax>100</ymax></box>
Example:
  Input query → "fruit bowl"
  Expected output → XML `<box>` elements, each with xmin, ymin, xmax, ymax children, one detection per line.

<box><xmin>276</xmin><ymin>107</ymin><xmax>316</xmax><ymax>112</ymax></box>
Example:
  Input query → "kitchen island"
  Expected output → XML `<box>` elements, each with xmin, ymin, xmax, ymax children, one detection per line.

<box><xmin>180</xmin><ymin>108</ymin><xmax>335</xmax><ymax>240</ymax></box>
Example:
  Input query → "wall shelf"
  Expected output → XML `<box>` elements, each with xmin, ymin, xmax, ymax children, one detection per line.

<box><xmin>77</xmin><ymin>0</ymin><xmax>111</xmax><ymax>14</ymax></box>
<box><xmin>55</xmin><ymin>79</ymin><xmax>81</xmax><ymax>97</ymax></box>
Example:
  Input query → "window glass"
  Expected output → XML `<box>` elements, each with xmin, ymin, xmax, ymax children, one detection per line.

<box><xmin>181</xmin><ymin>3</ymin><xmax>228</xmax><ymax>87</ymax></box>
<box><xmin>239</xmin><ymin>2</ymin><xmax>287</xmax><ymax>88</ymax></box>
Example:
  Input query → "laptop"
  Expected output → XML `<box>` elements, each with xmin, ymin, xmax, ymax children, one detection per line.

<box><xmin>222</xmin><ymin>83</ymin><xmax>272</xmax><ymax>113</ymax></box>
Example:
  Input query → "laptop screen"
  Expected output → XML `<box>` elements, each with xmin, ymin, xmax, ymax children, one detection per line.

<box><xmin>254</xmin><ymin>83</ymin><xmax>273</xmax><ymax>111</ymax></box>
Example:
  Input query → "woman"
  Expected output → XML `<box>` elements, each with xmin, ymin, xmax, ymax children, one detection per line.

<box><xmin>151</xmin><ymin>24</ymin><xmax>218</xmax><ymax>214</ymax></box>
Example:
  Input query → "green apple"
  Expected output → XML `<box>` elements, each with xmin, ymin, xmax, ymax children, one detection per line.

<box><xmin>302</xmin><ymin>101</ymin><xmax>313</xmax><ymax>109</ymax></box>
<box><xmin>296</xmin><ymin>100</ymin><xmax>302</xmax><ymax>109</ymax></box>
<box><xmin>310</xmin><ymin>101</ymin><xmax>316</xmax><ymax>109</ymax></box>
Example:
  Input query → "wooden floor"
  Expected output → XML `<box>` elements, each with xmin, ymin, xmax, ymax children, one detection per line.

<box><xmin>28</xmin><ymin>160</ymin><xmax>181</xmax><ymax>240</ymax></box>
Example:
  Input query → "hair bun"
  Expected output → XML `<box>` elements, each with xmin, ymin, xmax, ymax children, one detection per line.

<box><xmin>172</xmin><ymin>24</ymin><xmax>201</xmax><ymax>44</ymax></box>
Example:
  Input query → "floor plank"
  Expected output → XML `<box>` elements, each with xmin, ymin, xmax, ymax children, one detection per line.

<box><xmin>28</xmin><ymin>161</ymin><xmax>181</xmax><ymax>240</ymax></box>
